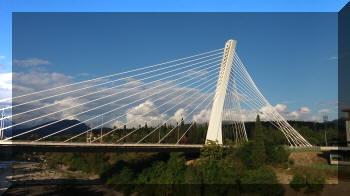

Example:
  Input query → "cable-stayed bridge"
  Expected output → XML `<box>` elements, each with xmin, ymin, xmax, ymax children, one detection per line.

<box><xmin>0</xmin><ymin>40</ymin><xmax>311</xmax><ymax>152</ymax></box>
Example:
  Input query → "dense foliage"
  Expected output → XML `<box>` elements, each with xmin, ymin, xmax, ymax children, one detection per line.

<box><xmin>26</xmin><ymin>115</ymin><xmax>337</xmax><ymax>196</ymax></box>
<box><xmin>290</xmin><ymin>172</ymin><xmax>325</xmax><ymax>194</ymax></box>
<box><xmin>290</xmin><ymin>174</ymin><xmax>306</xmax><ymax>192</ymax></box>
<box><xmin>43</xmin><ymin>115</ymin><xmax>296</xmax><ymax>195</ymax></box>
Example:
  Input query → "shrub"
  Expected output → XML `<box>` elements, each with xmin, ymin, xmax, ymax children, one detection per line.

<box><xmin>265</xmin><ymin>142</ymin><xmax>290</xmax><ymax>164</ymax></box>
<box><xmin>184</xmin><ymin>165</ymin><xmax>202</xmax><ymax>184</ymax></box>
<box><xmin>118</xmin><ymin>167</ymin><xmax>135</xmax><ymax>184</ymax></box>
<box><xmin>250</xmin><ymin>115</ymin><xmax>266</xmax><ymax>169</ymax></box>
<box><xmin>241</xmin><ymin>166</ymin><xmax>278</xmax><ymax>185</ymax></box>
<box><xmin>200</xmin><ymin>141</ymin><xmax>224</xmax><ymax>161</ymax></box>
<box><xmin>236</xmin><ymin>142</ymin><xmax>254</xmax><ymax>169</ymax></box>
<box><xmin>160</xmin><ymin>153</ymin><xmax>186</xmax><ymax>184</ymax></box>
<box><xmin>305</xmin><ymin>173</ymin><xmax>325</xmax><ymax>194</ymax></box>
<box><xmin>241</xmin><ymin>166</ymin><xmax>284</xmax><ymax>196</ymax></box>
<box><xmin>137</xmin><ymin>161</ymin><xmax>166</xmax><ymax>184</ymax></box>
<box><xmin>198</xmin><ymin>159</ymin><xmax>220</xmax><ymax>184</ymax></box>
<box><xmin>290</xmin><ymin>174</ymin><xmax>306</xmax><ymax>192</ymax></box>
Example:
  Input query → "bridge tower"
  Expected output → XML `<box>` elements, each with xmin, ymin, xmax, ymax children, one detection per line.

<box><xmin>206</xmin><ymin>40</ymin><xmax>237</xmax><ymax>144</ymax></box>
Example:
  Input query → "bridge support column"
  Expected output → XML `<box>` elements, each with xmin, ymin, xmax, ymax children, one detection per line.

<box><xmin>206</xmin><ymin>40</ymin><xmax>237</xmax><ymax>145</ymax></box>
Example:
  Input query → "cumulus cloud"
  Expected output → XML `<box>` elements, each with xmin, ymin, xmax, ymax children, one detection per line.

<box><xmin>227</xmin><ymin>102</ymin><xmax>314</xmax><ymax>122</ymax></box>
<box><xmin>310</xmin><ymin>115</ymin><xmax>320</xmax><ymax>122</ymax></box>
<box><xmin>9</xmin><ymin>72</ymin><xmax>83</xmax><ymax>128</ymax></box>
<box><xmin>111</xmin><ymin>120</ymin><xmax>125</xmax><ymax>129</ymax></box>
<box><xmin>274</xmin><ymin>104</ymin><xmax>288</xmax><ymax>114</ymax></box>
<box><xmin>192</xmin><ymin>109</ymin><xmax>211</xmax><ymax>124</ymax></box>
<box><xmin>171</xmin><ymin>108</ymin><xmax>186</xmax><ymax>122</ymax></box>
<box><xmin>289</xmin><ymin>107</ymin><xmax>311</xmax><ymax>120</ymax></box>
<box><xmin>123</xmin><ymin>100</ymin><xmax>167</xmax><ymax>128</ymax></box>
<box><xmin>0</xmin><ymin>72</ymin><xmax>12</xmax><ymax>105</ymax></box>
<box><xmin>299</xmin><ymin>107</ymin><xmax>311</xmax><ymax>114</ymax></box>
<box><xmin>13</xmin><ymin>58</ymin><xmax>51</xmax><ymax>67</ymax></box>
<box><xmin>0</xmin><ymin>72</ymin><xmax>12</xmax><ymax>90</ymax></box>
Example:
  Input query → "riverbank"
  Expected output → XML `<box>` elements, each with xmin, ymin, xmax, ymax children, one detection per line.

<box><xmin>1</xmin><ymin>161</ymin><xmax>123</xmax><ymax>196</ymax></box>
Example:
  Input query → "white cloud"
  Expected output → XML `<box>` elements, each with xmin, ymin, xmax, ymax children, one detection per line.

<box><xmin>231</xmin><ymin>102</ymin><xmax>314</xmax><ymax>122</ymax></box>
<box><xmin>0</xmin><ymin>72</ymin><xmax>12</xmax><ymax>90</ymax></box>
<box><xmin>124</xmin><ymin>100</ymin><xmax>167</xmax><ymax>128</ymax></box>
<box><xmin>172</xmin><ymin>108</ymin><xmax>186</xmax><ymax>122</ymax></box>
<box><xmin>311</xmin><ymin>115</ymin><xmax>320</xmax><ymax>122</ymax></box>
<box><xmin>9</xmin><ymin>72</ymin><xmax>80</xmax><ymax>128</ymax></box>
<box><xmin>329</xmin><ymin>56</ymin><xmax>338</xmax><ymax>60</ymax></box>
<box><xmin>288</xmin><ymin>107</ymin><xmax>311</xmax><ymax>120</ymax></box>
<box><xmin>13</xmin><ymin>58</ymin><xmax>51</xmax><ymax>67</ymax></box>
<box><xmin>274</xmin><ymin>104</ymin><xmax>288</xmax><ymax>114</ymax></box>
<box><xmin>299</xmin><ymin>107</ymin><xmax>311</xmax><ymax>114</ymax></box>
<box><xmin>111</xmin><ymin>120</ymin><xmax>125</xmax><ymax>129</ymax></box>
<box><xmin>192</xmin><ymin>109</ymin><xmax>211</xmax><ymax>124</ymax></box>
<box><xmin>0</xmin><ymin>72</ymin><xmax>12</xmax><ymax>104</ymax></box>
<box><xmin>0</xmin><ymin>56</ymin><xmax>5</xmax><ymax>59</ymax></box>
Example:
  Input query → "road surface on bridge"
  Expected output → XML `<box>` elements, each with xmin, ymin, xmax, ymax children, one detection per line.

<box><xmin>0</xmin><ymin>141</ymin><xmax>204</xmax><ymax>153</ymax></box>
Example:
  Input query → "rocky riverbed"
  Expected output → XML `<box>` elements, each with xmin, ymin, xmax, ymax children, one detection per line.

<box><xmin>1</xmin><ymin>161</ymin><xmax>122</xmax><ymax>196</ymax></box>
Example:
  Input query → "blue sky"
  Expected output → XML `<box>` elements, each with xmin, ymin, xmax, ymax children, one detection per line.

<box><xmin>0</xmin><ymin>0</ymin><xmax>348</xmax><ymax>122</ymax></box>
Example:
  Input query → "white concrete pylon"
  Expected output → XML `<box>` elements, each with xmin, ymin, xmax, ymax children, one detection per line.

<box><xmin>206</xmin><ymin>40</ymin><xmax>237</xmax><ymax>144</ymax></box>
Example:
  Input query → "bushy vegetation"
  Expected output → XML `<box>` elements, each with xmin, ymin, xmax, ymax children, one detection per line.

<box><xmin>99</xmin><ymin>140</ymin><xmax>286</xmax><ymax>195</ymax></box>
<box><xmin>289</xmin><ymin>121</ymin><xmax>342</xmax><ymax>146</ymax></box>
<box><xmin>305</xmin><ymin>172</ymin><xmax>326</xmax><ymax>194</ymax></box>
<box><xmin>290</xmin><ymin>172</ymin><xmax>325</xmax><ymax>194</ymax></box>
<box><xmin>40</xmin><ymin>114</ymin><xmax>334</xmax><ymax>195</ymax></box>
<box><xmin>46</xmin><ymin>115</ymin><xmax>294</xmax><ymax>195</ymax></box>
<box><xmin>290</xmin><ymin>174</ymin><xmax>306</xmax><ymax>192</ymax></box>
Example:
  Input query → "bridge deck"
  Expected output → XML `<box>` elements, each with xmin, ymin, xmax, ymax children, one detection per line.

<box><xmin>0</xmin><ymin>141</ymin><xmax>204</xmax><ymax>153</ymax></box>
<box><xmin>1</xmin><ymin>141</ymin><xmax>348</xmax><ymax>153</ymax></box>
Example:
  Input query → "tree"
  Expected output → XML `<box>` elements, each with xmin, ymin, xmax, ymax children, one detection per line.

<box><xmin>180</xmin><ymin>118</ymin><xmax>184</xmax><ymax>128</ymax></box>
<box><xmin>161</xmin><ymin>153</ymin><xmax>186</xmax><ymax>184</ymax></box>
<box><xmin>184</xmin><ymin>165</ymin><xmax>201</xmax><ymax>184</ymax></box>
<box><xmin>304</xmin><ymin>173</ymin><xmax>325</xmax><ymax>194</ymax></box>
<box><xmin>265</xmin><ymin>141</ymin><xmax>290</xmax><ymax>164</ymax></box>
<box><xmin>241</xmin><ymin>166</ymin><xmax>284</xmax><ymax>196</ymax></box>
<box><xmin>290</xmin><ymin>174</ymin><xmax>306</xmax><ymax>192</ymax></box>
<box><xmin>200</xmin><ymin>141</ymin><xmax>224</xmax><ymax>161</ymax></box>
<box><xmin>250</xmin><ymin>115</ymin><xmax>266</xmax><ymax>169</ymax></box>
<box><xmin>236</xmin><ymin>142</ymin><xmax>255</xmax><ymax>169</ymax></box>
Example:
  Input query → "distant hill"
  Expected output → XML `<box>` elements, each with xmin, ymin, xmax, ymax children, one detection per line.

<box><xmin>12</xmin><ymin>119</ymin><xmax>91</xmax><ymax>140</ymax></box>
